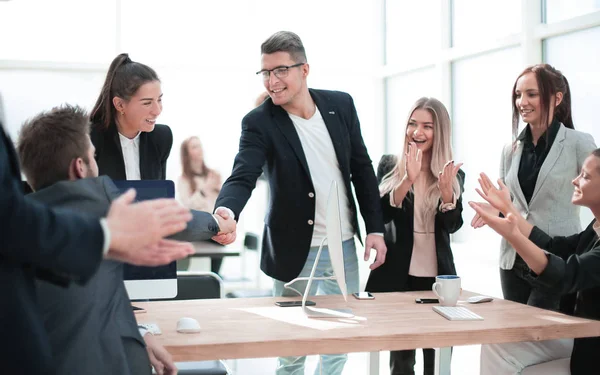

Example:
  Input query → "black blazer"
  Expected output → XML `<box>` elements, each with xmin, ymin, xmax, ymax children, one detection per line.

<box><xmin>366</xmin><ymin>155</ymin><xmax>464</xmax><ymax>293</ymax></box>
<box><xmin>29</xmin><ymin>176</ymin><xmax>220</xmax><ymax>374</ymax></box>
<box><xmin>215</xmin><ymin>89</ymin><xmax>385</xmax><ymax>282</ymax></box>
<box><xmin>90</xmin><ymin>122</ymin><xmax>173</xmax><ymax>180</ymax></box>
<box><xmin>0</xmin><ymin>125</ymin><xmax>103</xmax><ymax>374</ymax></box>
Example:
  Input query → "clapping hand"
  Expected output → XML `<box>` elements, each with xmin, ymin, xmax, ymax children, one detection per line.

<box><xmin>404</xmin><ymin>142</ymin><xmax>422</xmax><ymax>183</ymax></box>
<box><xmin>438</xmin><ymin>160</ymin><xmax>463</xmax><ymax>203</ymax></box>
<box><xmin>476</xmin><ymin>173</ymin><xmax>513</xmax><ymax>215</ymax></box>
<box><xmin>470</xmin><ymin>202</ymin><xmax>498</xmax><ymax>229</ymax></box>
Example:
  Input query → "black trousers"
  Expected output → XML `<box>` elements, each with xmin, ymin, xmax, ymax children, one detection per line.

<box><xmin>500</xmin><ymin>254</ymin><xmax>561</xmax><ymax>311</ymax></box>
<box><xmin>390</xmin><ymin>275</ymin><xmax>438</xmax><ymax>375</ymax></box>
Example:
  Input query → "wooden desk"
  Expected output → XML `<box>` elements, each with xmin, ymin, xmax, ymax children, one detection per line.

<box><xmin>191</xmin><ymin>241</ymin><xmax>240</xmax><ymax>258</ymax></box>
<box><xmin>136</xmin><ymin>291</ymin><xmax>600</xmax><ymax>374</ymax></box>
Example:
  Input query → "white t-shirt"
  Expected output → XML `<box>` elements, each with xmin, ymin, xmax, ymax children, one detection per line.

<box><xmin>288</xmin><ymin>109</ymin><xmax>355</xmax><ymax>247</ymax></box>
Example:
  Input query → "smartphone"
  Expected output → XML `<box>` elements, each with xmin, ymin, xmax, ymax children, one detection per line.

<box><xmin>275</xmin><ymin>300</ymin><xmax>316</xmax><ymax>307</ymax></box>
<box><xmin>415</xmin><ymin>298</ymin><xmax>439</xmax><ymax>304</ymax></box>
<box><xmin>353</xmin><ymin>292</ymin><xmax>375</xmax><ymax>300</ymax></box>
<box><xmin>132</xmin><ymin>305</ymin><xmax>146</xmax><ymax>314</ymax></box>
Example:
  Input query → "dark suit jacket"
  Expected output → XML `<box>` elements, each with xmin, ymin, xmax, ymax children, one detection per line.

<box><xmin>0</xmin><ymin>125</ymin><xmax>103</xmax><ymax>375</ymax></box>
<box><xmin>91</xmin><ymin>122</ymin><xmax>173</xmax><ymax>180</ymax></box>
<box><xmin>29</xmin><ymin>176</ymin><xmax>220</xmax><ymax>375</ymax></box>
<box><xmin>366</xmin><ymin>155</ymin><xmax>464</xmax><ymax>293</ymax></box>
<box><xmin>215</xmin><ymin>89</ymin><xmax>384</xmax><ymax>282</ymax></box>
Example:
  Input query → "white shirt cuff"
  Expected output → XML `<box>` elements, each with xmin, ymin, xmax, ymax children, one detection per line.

<box><xmin>99</xmin><ymin>218</ymin><xmax>110</xmax><ymax>256</ymax></box>
<box><xmin>389</xmin><ymin>193</ymin><xmax>402</xmax><ymax>208</ymax></box>
<box><xmin>215</xmin><ymin>206</ymin><xmax>235</xmax><ymax>220</ymax></box>
<box><xmin>369</xmin><ymin>233</ymin><xmax>384</xmax><ymax>237</ymax></box>
<box><xmin>139</xmin><ymin>327</ymin><xmax>150</xmax><ymax>337</ymax></box>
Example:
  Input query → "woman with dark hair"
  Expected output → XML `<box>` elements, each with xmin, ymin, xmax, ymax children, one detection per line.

<box><xmin>473</xmin><ymin>148</ymin><xmax>600</xmax><ymax>374</ymax></box>
<box><xmin>472</xmin><ymin>64</ymin><xmax>596</xmax><ymax>310</ymax></box>
<box><xmin>178</xmin><ymin>136</ymin><xmax>223</xmax><ymax>273</ymax></box>
<box><xmin>90</xmin><ymin>53</ymin><xmax>171</xmax><ymax>181</ymax></box>
<box><xmin>89</xmin><ymin>53</ymin><xmax>176</xmax><ymax>375</ymax></box>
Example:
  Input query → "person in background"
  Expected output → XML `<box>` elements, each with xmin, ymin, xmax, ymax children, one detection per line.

<box><xmin>366</xmin><ymin>97</ymin><xmax>464</xmax><ymax>375</ymax></box>
<box><xmin>178</xmin><ymin>135</ymin><xmax>223</xmax><ymax>273</ymax></box>
<box><xmin>472</xmin><ymin>150</ymin><xmax>600</xmax><ymax>374</ymax></box>
<box><xmin>471</xmin><ymin>64</ymin><xmax>596</xmax><ymax>311</ymax></box>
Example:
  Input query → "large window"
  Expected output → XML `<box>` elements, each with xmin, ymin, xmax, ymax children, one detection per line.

<box><xmin>544</xmin><ymin>26</ymin><xmax>600</xmax><ymax>225</ymax></box>
<box><xmin>385</xmin><ymin>68</ymin><xmax>438</xmax><ymax>155</ymax></box>
<box><xmin>451</xmin><ymin>47</ymin><xmax>521</xmax><ymax>243</ymax></box>
<box><xmin>451</xmin><ymin>0</ymin><xmax>521</xmax><ymax>47</ymax></box>
<box><xmin>0</xmin><ymin>0</ymin><xmax>115</xmax><ymax>63</ymax></box>
<box><xmin>544</xmin><ymin>0</ymin><xmax>600</xmax><ymax>23</ymax></box>
<box><xmin>385</xmin><ymin>1</ymin><xmax>440</xmax><ymax>67</ymax></box>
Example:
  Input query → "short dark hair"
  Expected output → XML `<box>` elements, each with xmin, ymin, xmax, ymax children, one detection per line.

<box><xmin>18</xmin><ymin>104</ymin><xmax>91</xmax><ymax>191</ymax></box>
<box><xmin>260</xmin><ymin>31</ymin><xmax>307</xmax><ymax>63</ymax></box>
<box><xmin>90</xmin><ymin>53</ymin><xmax>160</xmax><ymax>131</ymax></box>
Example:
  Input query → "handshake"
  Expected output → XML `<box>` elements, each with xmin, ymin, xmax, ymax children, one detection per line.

<box><xmin>212</xmin><ymin>207</ymin><xmax>237</xmax><ymax>245</ymax></box>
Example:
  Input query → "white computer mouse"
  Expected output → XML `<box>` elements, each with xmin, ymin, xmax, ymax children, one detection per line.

<box><xmin>176</xmin><ymin>317</ymin><xmax>201</xmax><ymax>333</ymax></box>
<box><xmin>467</xmin><ymin>295</ymin><xmax>494</xmax><ymax>304</ymax></box>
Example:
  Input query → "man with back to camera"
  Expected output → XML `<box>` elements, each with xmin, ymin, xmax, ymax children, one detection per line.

<box><xmin>15</xmin><ymin>104</ymin><xmax>237</xmax><ymax>375</ymax></box>
<box><xmin>213</xmin><ymin>31</ymin><xmax>387</xmax><ymax>375</ymax></box>
<box><xmin>0</xmin><ymin>122</ymin><xmax>193</xmax><ymax>374</ymax></box>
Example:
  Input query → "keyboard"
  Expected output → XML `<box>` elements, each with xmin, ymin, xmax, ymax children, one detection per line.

<box><xmin>433</xmin><ymin>306</ymin><xmax>484</xmax><ymax>321</ymax></box>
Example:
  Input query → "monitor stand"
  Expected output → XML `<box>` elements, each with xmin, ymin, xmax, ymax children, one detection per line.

<box><xmin>284</xmin><ymin>237</ymin><xmax>354</xmax><ymax>319</ymax></box>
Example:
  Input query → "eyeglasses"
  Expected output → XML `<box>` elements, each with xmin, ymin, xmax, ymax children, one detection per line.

<box><xmin>256</xmin><ymin>63</ymin><xmax>305</xmax><ymax>80</ymax></box>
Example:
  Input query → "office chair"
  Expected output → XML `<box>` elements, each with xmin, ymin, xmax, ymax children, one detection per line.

<box><xmin>169</xmin><ymin>271</ymin><xmax>230</xmax><ymax>375</ymax></box>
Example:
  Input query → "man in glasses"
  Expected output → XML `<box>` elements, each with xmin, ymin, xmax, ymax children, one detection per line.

<box><xmin>213</xmin><ymin>31</ymin><xmax>387</xmax><ymax>375</ymax></box>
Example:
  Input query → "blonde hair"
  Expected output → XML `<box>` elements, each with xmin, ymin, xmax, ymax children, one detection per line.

<box><xmin>380</xmin><ymin>97</ymin><xmax>460</xmax><ymax>222</ymax></box>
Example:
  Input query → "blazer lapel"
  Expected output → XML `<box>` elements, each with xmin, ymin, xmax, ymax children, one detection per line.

<box><xmin>506</xmin><ymin>141</ymin><xmax>528</xmax><ymax>209</ymax></box>
<box><xmin>271</xmin><ymin>104</ymin><xmax>311</xmax><ymax>178</ymax></box>
<box><xmin>530</xmin><ymin>125</ymin><xmax>566</xmax><ymax>204</ymax></box>
<box><xmin>311</xmin><ymin>90</ymin><xmax>349</xmax><ymax>178</ymax></box>
<box><xmin>108</xmin><ymin>125</ymin><xmax>127</xmax><ymax>180</ymax></box>
<box><xmin>138</xmin><ymin>132</ymin><xmax>150</xmax><ymax>180</ymax></box>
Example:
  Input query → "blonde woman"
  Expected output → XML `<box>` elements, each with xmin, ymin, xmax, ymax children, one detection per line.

<box><xmin>366</xmin><ymin>97</ymin><xmax>464</xmax><ymax>375</ymax></box>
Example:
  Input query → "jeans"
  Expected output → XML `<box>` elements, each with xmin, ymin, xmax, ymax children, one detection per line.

<box><xmin>500</xmin><ymin>255</ymin><xmax>561</xmax><ymax>311</ymax></box>
<box><xmin>272</xmin><ymin>239</ymin><xmax>360</xmax><ymax>375</ymax></box>
<box><xmin>389</xmin><ymin>275</ymin><xmax>438</xmax><ymax>375</ymax></box>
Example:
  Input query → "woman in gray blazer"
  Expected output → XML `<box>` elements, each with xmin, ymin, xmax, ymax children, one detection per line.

<box><xmin>472</xmin><ymin>64</ymin><xmax>596</xmax><ymax>310</ymax></box>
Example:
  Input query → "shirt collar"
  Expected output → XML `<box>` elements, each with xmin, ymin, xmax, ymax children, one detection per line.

<box><xmin>118</xmin><ymin>131</ymin><xmax>140</xmax><ymax>148</ymax></box>
<box><xmin>517</xmin><ymin>119</ymin><xmax>561</xmax><ymax>145</ymax></box>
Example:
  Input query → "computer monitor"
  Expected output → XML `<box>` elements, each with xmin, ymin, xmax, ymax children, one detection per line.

<box><xmin>283</xmin><ymin>180</ymin><xmax>353</xmax><ymax>318</ymax></box>
<box><xmin>112</xmin><ymin>180</ymin><xmax>178</xmax><ymax>300</ymax></box>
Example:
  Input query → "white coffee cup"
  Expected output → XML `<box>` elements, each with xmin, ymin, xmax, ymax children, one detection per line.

<box><xmin>432</xmin><ymin>275</ymin><xmax>461</xmax><ymax>306</ymax></box>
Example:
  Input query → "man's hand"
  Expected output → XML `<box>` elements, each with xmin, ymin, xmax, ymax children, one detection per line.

<box><xmin>106</xmin><ymin>189</ymin><xmax>194</xmax><ymax>265</ymax></box>
<box><xmin>211</xmin><ymin>207</ymin><xmax>236</xmax><ymax>245</ymax></box>
<box><xmin>143</xmin><ymin>333</ymin><xmax>177</xmax><ymax>375</ymax></box>
<box><xmin>215</xmin><ymin>212</ymin><xmax>236</xmax><ymax>235</ymax></box>
<box><xmin>364</xmin><ymin>234</ymin><xmax>387</xmax><ymax>270</ymax></box>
